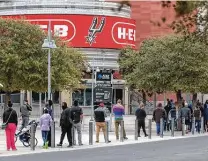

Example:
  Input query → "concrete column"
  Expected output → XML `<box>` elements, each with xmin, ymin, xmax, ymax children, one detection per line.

<box><xmin>60</xmin><ymin>90</ymin><xmax>72</xmax><ymax>106</ymax></box>
<box><xmin>20</xmin><ymin>90</ymin><xmax>25</xmax><ymax>107</ymax></box>
<box><xmin>26</xmin><ymin>91</ymin><xmax>32</xmax><ymax>105</ymax></box>
<box><xmin>124</xmin><ymin>87</ymin><xmax>129</xmax><ymax>114</ymax></box>
<box><xmin>203</xmin><ymin>94</ymin><xmax>208</xmax><ymax>103</ymax></box>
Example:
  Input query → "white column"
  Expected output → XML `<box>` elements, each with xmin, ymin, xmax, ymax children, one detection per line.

<box><xmin>20</xmin><ymin>90</ymin><xmax>25</xmax><ymax>107</ymax></box>
<box><xmin>124</xmin><ymin>87</ymin><xmax>129</xmax><ymax>114</ymax></box>
<box><xmin>30</xmin><ymin>91</ymin><xmax>33</xmax><ymax>106</ymax></box>
<box><xmin>1</xmin><ymin>94</ymin><xmax>3</xmax><ymax>108</ymax></box>
<box><xmin>44</xmin><ymin>92</ymin><xmax>47</xmax><ymax>104</ymax></box>
<box><xmin>39</xmin><ymin>93</ymin><xmax>42</xmax><ymax>117</ymax></box>
<box><xmin>26</xmin><ymin>91</ymin><xmax>31</xmax><ymax>104</ymax></box>
<box><xmin>203</xmin><ymin>94</ymin><xmax>208</xmax><ymax>103</ymax></box>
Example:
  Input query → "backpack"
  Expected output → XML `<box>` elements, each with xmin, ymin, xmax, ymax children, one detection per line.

<box><xmin>71</xmin><ymin>107</ymin><xmax>82</xmax><ymax>123</ymax></box>
<box><xmin>170</xmin><ymin>109</ymin><xmax>176</xmax><ymax>119</ymax></box>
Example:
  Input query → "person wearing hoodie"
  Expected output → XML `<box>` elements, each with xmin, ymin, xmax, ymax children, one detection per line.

<box><xmin>57</xmin><ymin>102</ymin><xmax>73</xmax><ymax>147</ymax></box>
<box><xmin>153</xmin><ymin>103</ymin><xmax>167</xmax><ymax>136</ymax></box>
<box><xmin>70</xmin><ymin>100</ymin><xmax>83</xmax><ymax>146</ymax></box>
<box><xmin>113</xmin><ymin>99</ymin><xmax>128</xmax><ymax>140</ymax></box>
<box><xmin>45</xmin><ymin>100</ymin><xmax>53</xmax><ymax>119</ymax></box>
<box><xmin>45</xmin><ymin>100</ymin><xmax>53</xmax><ymax>147</ymax></box>
<box><xmin>3</xmin><ymin>101</ymin><xmax>18</xmax><ymax>151</ymax></box>
<box><xmin>168</xmin><ymin>105</ymin><xmax>177</xmax><ymax>130</ymax></box>
<box><xmin>194</xmin><ymin>105</ymin><xmax>201</xmax><ymax>133</ymax></box>
<box><xmin>20</xmin><ymin>100</ymin><xmax>32</xmax><ymax>130</ymax></box>
<box><xmin>164</xmin><ymin>99</ymin><xmax>171</xmax><ymax>131</ymax></box>
<box><xmin>39</xmin><ymin>108</ymin><xmax>52</xmax><ymax>149</ymax></box>
<box><xmin>135</xmin><ymin>103</ymin><xmax>148</xmax><ymax>137</ymax></box>
<box><xmin>179</xmin><ymin>103</ymin><xmax>191</xmax><ymax>133</ymax></box>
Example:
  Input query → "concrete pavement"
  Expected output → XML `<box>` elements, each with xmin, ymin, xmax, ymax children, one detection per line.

<box><xmin>0</xmin><ymin>115</ymin><xmax>206</xmax><ymax>158</ymax></box>
<box><xmin>0</xmin><ymin>126</ymin><xmax>207</xmax><ymax>158</ymax></box>
<box><xmin>0</xmin><ymin>135</ymin><xmax>208</xmax><ymax>161</ymax></box>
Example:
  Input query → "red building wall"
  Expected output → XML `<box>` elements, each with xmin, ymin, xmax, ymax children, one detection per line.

<box><xmin>130</xmin><ymin>1</ymin><xmax>176</xmax><ymax>48</ymax></box>
<box><xmin>107</xmin><ymin>1</ymin><xmax>178</xmax><ymax>101</ymax></box>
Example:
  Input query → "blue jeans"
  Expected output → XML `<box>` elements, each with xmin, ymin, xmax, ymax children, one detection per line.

<box><xmin>42</xmin><ymin>131</ymin><xmax>49</xmax><ymax>145</ymax></box>
<box><xmin>156</xmin><ymin>123</ymin><xmax>160</xmax><ymax>135</ymax></box>
<box><xmin>195</xmin><ymin>120</ymin><xmax>201</xmax><ymax>133</ymax></box>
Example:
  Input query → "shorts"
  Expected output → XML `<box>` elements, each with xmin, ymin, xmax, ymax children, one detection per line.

<box><xmin>185</xmin><ymin>120</ymin><xmax>190</xmax><ymax>125</ymax></box>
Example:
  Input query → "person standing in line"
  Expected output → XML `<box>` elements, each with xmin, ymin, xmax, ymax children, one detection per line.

<box><xmin>94</xmin><ymin>102</ymin><xmax>111</xmax><ymax>143</ymax></box>
<box><xmin>39</xmin><ymin>108</ymin><xmax>52</xmax><ymax>149</ymax></box>
<box><xmin>57</xmin><ymin>102</ymin><xmax>73</xmax><ymax>147</ymax></box>
<box><xmin>203</xmin><ymin>100</ymin><xmax>208</xmax><ymax>132</ymax></box>
<box><xmin>164</xmin><ymin>99</ymin><xmax>171</xmax><ymax>131</ymax></box>
<box><xmin>3</xmin><ymin>101</ymin><xmax>18</xmax><ymax>151</ymax></box>
<box><xmin>45</xmin><ymin>100</ymin><xmax>53</xmax><ymax>119</ymax></box>
<box><xmin>135</xmin><ymin>103</ymin><xmax>148</xmax><ymax>137</ymax></box>
<box><xmin>45</xmin><ymin>100</ymin><xmax>53</xmax><ymax>147</ymax></box>
<box><xmin>179</xmin><ymin>103</ymin><xmax>191</xmax><ymax>134</ymax></box>
<box><xmin>194</xmin><ymin>105</ymin><xmax>201</xmax><ymax>133</ymax></box>
<box><xmin>113</xmin><ymin>99</ymin><xmax>128</xmax><ymax>140</ymax></box>
<box><xmin>20</xmin><ymin>100</ymin><xmax>32</xmax><ymax>130</ymax></box>
<box><xmin>153</xmin><ymin>103</ymin><xmax>167</xmax><ymax>136</ymax></box>
<box><xmin>70</xmin><ymin>100</ymin><xmax>83</xmax><ymax>146</ymax></box>
<box><xmin>168</xmin><ymin>104</ymin><xmax>177</xmax><ymax>131</ymax></box>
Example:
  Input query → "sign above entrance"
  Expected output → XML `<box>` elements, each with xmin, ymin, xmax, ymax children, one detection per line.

<box><xmin>96</xmin><ymin>71</ymin><xmax>112</xmax><ymax>83</ymax></box>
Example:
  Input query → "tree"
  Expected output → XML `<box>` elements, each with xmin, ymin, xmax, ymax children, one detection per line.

<box><xmin>0</xmin><ymin>18</ymin><xmax>85</xmax><ymax>106</ymax></box>
<box><xmin>117</xmin><ymin>1</ymin><xmax>208</xmax><ymax>105</ymax></box>
<box><xmin>119</xmin><ymin>35</ymin><xmax>208</xmax><ymax>105</ymax></box>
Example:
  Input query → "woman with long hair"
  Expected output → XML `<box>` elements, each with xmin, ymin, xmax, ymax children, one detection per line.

<box><xmin>3</xmin><ymin>101</ymin><xmax>18</xmax><ymax>151</ymax></box>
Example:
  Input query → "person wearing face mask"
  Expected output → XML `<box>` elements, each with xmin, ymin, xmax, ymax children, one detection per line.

<box><xmin>20</xmin><ymin>100</ymin><xmax>32</xmax><ymax>130</ymax></box>
<box><xmin>45</xmin><ymin>100</ymin><xmax>53</xmax><ymax>147</ymax></box>
<box><xmin>57</xmin><ymin>102</ymin><xmax>73</xmax><ymax>147</ymax></box>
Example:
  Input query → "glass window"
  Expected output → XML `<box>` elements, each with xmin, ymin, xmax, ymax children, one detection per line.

<box><xmin>72</xmin><ymin>90</ymin><xmax>84</xmax><ymax>106</ymax></box>
<box><xmin>1</xmin><ymin>93</ymin><xmax>20</xmax><ymax>103</ymax></box>
<box><xmin>32</xmin><ymin>91</ymin><xmax>59</xmax><ymax>104</ymax></box>
<box><xmin>85</xmin><ymin>89</ymin><xmax>92</xmax><ymax>106</ymax></box>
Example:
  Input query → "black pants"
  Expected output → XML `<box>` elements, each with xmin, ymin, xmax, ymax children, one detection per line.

<box><xmin>59</xmin><ymin>126</ymin><xmax>72</xmax><ymax>145</ymax></box>
<box><xmin>47</xmin><ymin>127</ymin><xmax>51</xmax><ymax>147</ymax></box>
<box><xmin>138</xmin><ymin>120</ymin><xmax>147</xmax><ymax>136</ymax></box>
<box><xmin>164</xmin><ymin>120</ymin><xmax>170</xmax><ymax>131</ymax></box>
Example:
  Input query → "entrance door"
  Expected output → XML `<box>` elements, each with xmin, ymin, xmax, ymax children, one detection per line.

<box><xmin>115</xmin><ymin>89</ymin><xmax>123</xmax><ymax>103</ymax></box>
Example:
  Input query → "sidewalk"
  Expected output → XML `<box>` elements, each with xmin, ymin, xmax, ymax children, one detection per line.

<box><xmin>0</xmin><ymin>127</ymin><xmax>207</xmax><ymax>157</ymax></box>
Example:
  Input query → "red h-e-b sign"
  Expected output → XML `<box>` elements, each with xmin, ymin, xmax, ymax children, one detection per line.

<box><xmin>3</xmin><ymin>14</ymin><xmax>136</xmax><ymax>49</ymax></box>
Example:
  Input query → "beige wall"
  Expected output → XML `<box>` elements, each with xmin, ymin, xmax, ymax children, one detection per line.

<box><xmin>60</xmin><ymin>90</ymin><xmax>72</xmax><ymax>107</ymax></box>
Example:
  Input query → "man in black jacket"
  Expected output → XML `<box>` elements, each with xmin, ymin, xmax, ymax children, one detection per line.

<box><xmin>94</xmin><ymin>103</ymin><xmax>111</xmax><ymax>143</ymax></box>
<box><xmin>135</xmin><ymin>103</ymin><xmax>148</xmax><ymax>137</ymax></box>
<box><xmin>57</xmin><ymin>102</ymin><xmax>73</xmax><ymax>147</ymax></box>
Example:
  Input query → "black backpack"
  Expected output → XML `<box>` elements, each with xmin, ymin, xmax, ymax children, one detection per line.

<box><xmin>71</xmin><ymin>107</ymin><xmax>82</xmax><ymax>123</ymax></box>
<box><xmin>170</xmin><ymin>109</ymin><xmax>176</xmax><ymax>119</ymax></box>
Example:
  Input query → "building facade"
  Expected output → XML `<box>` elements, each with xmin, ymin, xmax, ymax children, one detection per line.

<box><xmin>0</xmin><ymin>0</ymin><xmax>136</xmax><ymax>114</ymax></box>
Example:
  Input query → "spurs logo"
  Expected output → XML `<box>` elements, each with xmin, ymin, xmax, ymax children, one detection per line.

<box><xmin>85</xmin><ymin>17</ymin><xmax>106</xmax><ymax>45</ymax></box>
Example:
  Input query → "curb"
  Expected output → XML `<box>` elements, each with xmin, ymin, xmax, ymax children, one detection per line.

<box><xmin>0</xmin><ymin>134</ymin><xmax>207</xmax><ymax>158</ymax></box>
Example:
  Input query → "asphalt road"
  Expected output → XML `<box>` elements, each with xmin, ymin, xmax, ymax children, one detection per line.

<box><xmin>0</xmin><ymin>136</ymin><xmax>208</xmax><ymax>161</ymax></box>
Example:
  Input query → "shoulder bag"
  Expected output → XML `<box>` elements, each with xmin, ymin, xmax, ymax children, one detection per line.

<box><xmin>1</xmin><ymin>110</ymin><xmax>13</xmax><ymax>130</ymax></box>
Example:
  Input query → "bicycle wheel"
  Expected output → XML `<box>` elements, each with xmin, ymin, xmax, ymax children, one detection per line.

<box><xmin>34</xmin><ymin>138</ymin><xmax>38</xmax><ymax>147</ymax></box>
<box><xmin>23</xmin><ymin>140</ymin><xmax>30</xmax><ymax>147</ymax></box>
<box><xmin>25</xmin><ymin>138</ymin><xmax>38</xmax><ymax>147</ymax></box>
